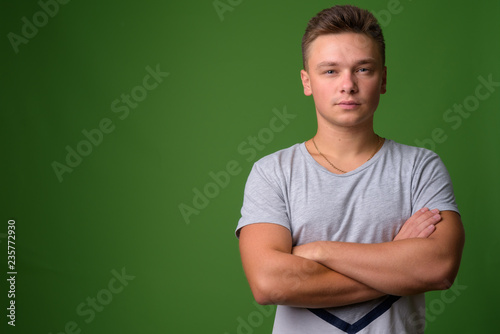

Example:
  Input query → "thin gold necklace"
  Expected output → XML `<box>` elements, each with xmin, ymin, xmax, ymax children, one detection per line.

<box><xmin>311</xmin><ymin>135</ymin><xmax>383</xmax><ymax>174</ymax></box>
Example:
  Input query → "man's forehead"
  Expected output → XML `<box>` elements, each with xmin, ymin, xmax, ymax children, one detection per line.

<box><xmin>308</xmin><ymin>33</ymin><xmax>382</xmax><ymax>65</ymax></box>
<box><xmin>312</xmin><ymin>33</ymin><xmax>377</xmax><ymax>52</ymax></box>
<box><xmin>316</xmin><ymin>58</ymin><xmax>378</xmax><ymax>68</ymax></box>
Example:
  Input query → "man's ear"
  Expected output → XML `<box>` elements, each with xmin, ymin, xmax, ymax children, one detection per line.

<box><xmin>300</xmin><ymin>69</ymin><xmax>312</xmax><ymax>96</ymax></box>
<box><xmin>381</xmin><ymin>66</ymin><xmax>387</xmax><ymax>94</ymax></box>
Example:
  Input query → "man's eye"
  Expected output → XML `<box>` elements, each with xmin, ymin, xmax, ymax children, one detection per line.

<box><xmin>326</xmin><ymin>70</ymin><xmax>334</xmax><ymax>74</ymax></box>
<box><xmin>358</xmin><ymin>68</ymin><xmax>370</xmax><ymax>73</ymax></box>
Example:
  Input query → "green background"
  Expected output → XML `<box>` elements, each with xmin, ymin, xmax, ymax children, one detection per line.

<box><xmin>1</xmin><ymin>0</ymin><xmax>499</xmax><ymax>333</ymax></box>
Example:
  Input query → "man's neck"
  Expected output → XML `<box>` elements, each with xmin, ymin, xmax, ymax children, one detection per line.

<box><xmin>315</xmin><ymin>126</ymin><xmax>379</xmax><ymax>157</ymax></box>
<box><xmin>306</xmin><ymin>125</ymin><xmax>383</xmax><ymax>174</ymax></box>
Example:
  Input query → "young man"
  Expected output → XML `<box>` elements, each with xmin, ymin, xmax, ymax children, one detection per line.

<box><xmin>236</xmin><ymin>5</ymin><xmax>464</xmax><ymax>334</ymax></box>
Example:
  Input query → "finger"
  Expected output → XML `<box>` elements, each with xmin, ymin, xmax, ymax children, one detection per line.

<box><xmin>410</xmin><ymin>213</ymin><xmax>440</xmax><ymax>238</ymax></box>
<box><xmin>416</xmin><ymin>224</ymin><xmax>436</xmax><ymax>238</ymax></box>
<box><xmin>398</xmin><ymin>208</ymin><xmax>440</xmax><ymax>239</ymax></box>
<box><xmin>396</xmin><ymin>208</ymin><xmax>429</xmax><ymax>234</ymax></box>
<box><xmin>410</xmin><ymin>207</ymin><xmax>430</xmax><ymax>222</ymax></box>
<box><xmin>411</xmin><ymin>208</ymin><xmax>440</xmax><ymax>226</ymax></box>
<box><xmin>404</xmin><ymin>207</ymin><xmax>430</xmax><ymax>228</ymax></box>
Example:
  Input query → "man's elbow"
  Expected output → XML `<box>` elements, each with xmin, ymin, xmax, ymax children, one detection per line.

<box><xmin>249</xmin><ymin>277</ymin><xmax>287</xmax><ymax>305</ymax></box>
<box><xmin>252</xmin><ymin>290</ymin><xmax>274</xmax><ymax>305</ymax></box>
<box><xmin>425</xmin><ymin>234</ymin><xmax>465</xmax><ymax>291</ymax></box>
<box><xmin>424</xmin><ymin>257</ymin><xmax>461</xmax><ymax>291</ymax></box>
<box><xmin>437</xmin><ymin>265</ymin><xmax>461</xmax><ymax>291</ymax></box>
<box><xmin>431</xmin><ymin>212</ymin><xmax>465</xmax><ymax>291</ymax></box>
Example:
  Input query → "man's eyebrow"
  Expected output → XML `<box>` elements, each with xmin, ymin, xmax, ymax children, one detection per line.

<box><xmin>355</xmin><ymin>58</ymin><xmax>377</xmax><ymax>65</ymax></box>
<box><xmin>316</xmin><ymin>58</ymin><xmax>377</xmax><ymax>69</ymax></box>
<box><xmin>316</xmin><ymin>61</ymin><xmax>338</xmax><ymax>69</ymax></box>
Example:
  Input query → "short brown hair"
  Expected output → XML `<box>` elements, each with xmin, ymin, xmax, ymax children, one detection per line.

<box><xmin>302</xmin><ymin>5</ymin><xmax>385</xmax><ymax>70</ymax></box>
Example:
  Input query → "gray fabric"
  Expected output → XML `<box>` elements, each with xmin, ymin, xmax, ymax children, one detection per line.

<box><xmin>236</xmin><ymin>139</ymin><xmax>458</xmax><ymax>333</ymax></box>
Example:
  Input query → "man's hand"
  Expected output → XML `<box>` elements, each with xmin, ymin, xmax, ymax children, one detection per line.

<box><xmin>393</xmin><ymin>207</ymin><xmax>442</xmax><ymax>241</ymax></box>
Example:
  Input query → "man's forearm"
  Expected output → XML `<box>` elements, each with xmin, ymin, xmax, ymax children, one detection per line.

<box><xmin>302</xmin><ymin>239</ymin><xmax>449</xmax><ymax>295</ymax></box>
<box><xmin>293</xmin><ymin>211</ymin><xmax>465</xmax><ymax>296</ymax></box>
<box><xmin>248</xmin><ymin>250</ymin><xmax>385</xmax><ymax>308</ymax></box>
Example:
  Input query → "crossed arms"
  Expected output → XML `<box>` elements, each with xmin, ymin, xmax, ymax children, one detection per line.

<box><xmin>238</xmin><ymin>208</ymin><xmax>465</xmax><ymax>308</ymax></box>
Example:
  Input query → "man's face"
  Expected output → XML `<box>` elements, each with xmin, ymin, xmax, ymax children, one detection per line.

<box><xmin>301</xmin><ymin>32</ymin><xmax>387</xmax><ymax>130</ymax></box>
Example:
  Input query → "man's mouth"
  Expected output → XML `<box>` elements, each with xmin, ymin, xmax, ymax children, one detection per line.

<box><xmin>337</xmin><ymin>100</ymin><xmax>361</xmax><ymax>109</ymax></box>
<box><xmin>337</xmin><ymin>100</ymin><xmax>360</xmax><ymax>105</ymax></box>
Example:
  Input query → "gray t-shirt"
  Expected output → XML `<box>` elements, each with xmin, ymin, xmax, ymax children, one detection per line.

<box><xmin>236</xmin><ymin>139</ymin><xmax>458</xmax><ymax>334</ymax></box>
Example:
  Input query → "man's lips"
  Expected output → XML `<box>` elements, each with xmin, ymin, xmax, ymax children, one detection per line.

<box><xmin>336</xmin><ymin>100</ymin><xmax>361</xmax><ymax>109</ymax></box>
<box><xmin>337</xmin><ymin>100</ymin><xmax>361</xmax><ymax>105</ymax></box>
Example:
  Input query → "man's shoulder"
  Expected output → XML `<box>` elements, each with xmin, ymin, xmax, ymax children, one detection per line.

<box><xmin>253</xmin><ymin>142</ymin><xmax>305</xmax><ymax>167</ymax></box>
<box><xmin>384</xmin><ymin>140</ymin><xmax>446</xmax><ymax>176</ymax></box>
<box><xmin>386</xmin><ymin>139</ymin><xmax>440</xmax><ymax>160</ymax></box>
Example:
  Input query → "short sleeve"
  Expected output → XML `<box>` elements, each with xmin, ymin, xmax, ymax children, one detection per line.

<box><xmin>235</xmin><ymin>161</ymin><xmax>291</xmax><ymax>238</ymax></box>
<box><xmin>411</xmin><ymin>151</ymin><xmax>459</xmax><ymax>215</ymax></box>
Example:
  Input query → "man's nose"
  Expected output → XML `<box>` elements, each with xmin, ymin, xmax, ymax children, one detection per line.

<box><xmin>340</xmin><ymin>72</ymin><xmax>358</xmax><ymax>94</ymax></box>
